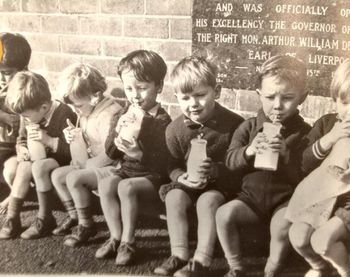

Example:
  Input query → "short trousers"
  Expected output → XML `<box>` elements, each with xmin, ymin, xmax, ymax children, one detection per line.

<box><xmin>236</xmin><ymin>193</ymin><xmax>289</xmax><ymax>223</ymax></box>
<box><xmin>94</xmin><ymin>166</ymin><xmax>165</xmax><ymax>190</ymax></box>
<box><xmin>159</xmin><ymin>181</ymin><xmax>226</xmax><ymax>203</ymax></box>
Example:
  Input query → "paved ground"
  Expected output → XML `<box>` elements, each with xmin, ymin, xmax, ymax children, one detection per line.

<box><xmin>0</xmin><ymin>188</ymin><xmax>340</xmax><ymax>276</ymax></box>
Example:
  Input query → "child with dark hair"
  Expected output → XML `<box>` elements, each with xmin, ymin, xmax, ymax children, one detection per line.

<box><xmin>94</xmin><ymin>50</ymin><xmax>171</xmax><ymax>265</ymax></box>
<box><xmin>287</xmin><ymin>59</ymin><xmax>350</xmax><ymax>277</ymax></box>
<box><xmin>216</xmin><ymin>55</ymin><xmax>311</xmax><ymax>277</ymax></box>
<box><xmin>0</xmin><ymin>32</ymin><xmax>31</xmax><ymax>213</ymax></box>
<box><xmin>49</xmin><ymin>63</ymin><xmax>122</xmax><ymax>244</ymax></box>
<box><xmin>154</xmin><ymin>56</ymin><xmax>243</xmax><ymax>277</ymax></box>
<box><xmin>0</xmin><ymin>71</ymin><xmax>76</xmax><ymax>239</ymax></box>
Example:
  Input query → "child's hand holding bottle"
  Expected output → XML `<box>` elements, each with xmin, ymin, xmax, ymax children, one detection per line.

<box><xmin>245</xmin><ymin>132</ymin><xmax>268</xmax><ymax>157</ymax></box>
<box><xmin>114</xmin><ymin>135</ymin><xmax>143</xmax><ymax>161</ymax></box>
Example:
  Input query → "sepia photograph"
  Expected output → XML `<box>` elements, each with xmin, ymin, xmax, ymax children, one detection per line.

<box><xmin>0</xmin><ymin>0</ymin><xmax>349</xmax><ymax>276</ymax></box>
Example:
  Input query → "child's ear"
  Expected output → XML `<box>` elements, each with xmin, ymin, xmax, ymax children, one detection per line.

<box><xmin>156</xmin><ymin>81</ymin><xmax>164</xmax><ymax>94</ymax></box>
<box><xmin>298</xmin><ymin>91</ymin><xmax>308</xmax><ymax>104</ymax></box>
<box><xmin>40</xmin><ymin>103</ymin><xmax>50</xmax><ymax>112</ymax></box>
<box><xmin>90</xmin><ymin>92</ymin><xmax>101</xmax><ymax>106</ymax></box>
<box><xmin>214</xmin><ymin>85</ymin><xmax>221</xmax><ymax>99</ymax></box>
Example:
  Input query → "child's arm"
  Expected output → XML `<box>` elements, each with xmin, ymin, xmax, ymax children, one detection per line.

<box><xmin>165</xmin><ymin>125</ymin><xmax>187</xmax><ymax>182</ymax></box>
<box><xmin>105</xmin><ymin>109</ymin><xmax>125</xmax><ymax>160</ymax></box>
<box><xmin>225</xmin><ymin>120</ymin><xmax>257</xmax><ymax>171</ymax></box>
<box><xmin>0</xmin><ymin>109</ymin><xmax>18</xmax><ymax>128</ymax></box>
<box><xmin>302</xmin><ymin>115</ymin><xmax>338</xmax><ymax>174</ymax></box>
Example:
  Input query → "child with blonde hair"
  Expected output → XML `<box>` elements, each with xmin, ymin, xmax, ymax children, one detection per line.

<box><xmin>287</xmin><ymin>59</ymin><xmax>350</xmax><ymax>277</ymax></box>
<box><xmin>48</xmin><ymin>63</ymin><xmax>122</xmax><ymax>245</ymax></box>
<box><xmin>154</xmin><ymin>56</ymin><xmax>243</xmax><ymax>277</ymax></box>
<box><xmin>0</xmin><ymin>71</ymin><xmax>76</xmax><ymax>239</ymax></box>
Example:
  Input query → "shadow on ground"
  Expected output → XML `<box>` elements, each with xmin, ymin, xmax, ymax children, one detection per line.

<box><xmin>0</xmin><ymin>187</ymin><xmax>340</xmax><ymax>276</ymax></box>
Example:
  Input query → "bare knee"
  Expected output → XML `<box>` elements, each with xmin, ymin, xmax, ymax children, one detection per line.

<box><xmin>51</xmin><ymin>167</ymin><xmax>69</xmax><ymax>188</ymax></box>
<box><xmin>289</xmin><ymin>223</ymin><xmax>312</xmax><ymax>251</ymax></box>
<box><xmin>98</xmin><ymin>177</ymin><xmax>119</xmax><ymax>197</ymax></box>
<box><xmin>197</xmin><ymin>191</ymin><xmax>224</xmax><ymax>214</ymax></box>
<box><xmin>32</xmin><ymin>159</ymin><xmax>54</xmax><ymax>179</ymax></box>
<box><xmin>165</xmin><ymin>189</ymin><xmax>191</xmax><ymax>213</ymax></box>
<box><xmin>310</xmin><ymin>229</ymin><xmax>330</xmax><ymax>255</ymax></box>
<box><xmin>66</xmin><ymin>171</ymin><xmax>83</xmax><ymax>190</ymax></box>
<box><xmin>118</xmin><ymin>179</ymin><xmax>137</xmax><ymax>199</ymax></box>
<box><xmin>216</xmin><ymin>202</ymin><xmax>238</xmax><ymax>230</ymax></box>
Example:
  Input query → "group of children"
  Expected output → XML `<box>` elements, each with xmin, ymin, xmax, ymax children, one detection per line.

<box><xmin>0</xmin><ymin>31</ymin><xmax>350</xmax><ymax>277</ymax></box>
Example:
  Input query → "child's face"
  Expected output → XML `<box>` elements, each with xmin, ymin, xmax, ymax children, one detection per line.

<box><xmin>21</xmin><ymin>104</ymin><xmax>50</xmax><ymax>124</ymax></box>
<box><xmin>121</xmin><ymin>70</ymin><xmax>161</xmax><ymax>111</ymax></box>
<box><xmin>336</xmin><ymin>97</ymin><xmax>350</xmax><ymax>120</ymax></box>
<box><xmin>0</xmin><ymin>66</ymin><xmax>18</xmax><ymax>90</ymax></box>
<box><xmin>67</xmin><ymin>95</ymin><xmax>95</xmax><ymax>117</ymax></box>
<box><xmin>259</xmin><ymin>76</ymin><xmax>304</xmax><ymax>123</ymax></box>
<box><xmin>175</xmin><ymin>83</ymin><xmax>220</xmax><ymax>124</ymax></box>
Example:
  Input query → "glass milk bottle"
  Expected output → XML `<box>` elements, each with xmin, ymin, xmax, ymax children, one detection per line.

<box><xmin>254</xmin><ymin>122</ymin><xmax>282</xmax><ymax>171</ymax></box>
<box><xmin>117</xmin><ymin>105</ymin><xmax>144</xmax><ymax>143</ymax></box>
<box><xmin>187</xmin><ymin>137</ymin><xmax>207</xmax><ymax>185</ymax></box>
<box><xmin>70</xmin><ymin>128</ymin><xmax>89</xmax><ymax>168</ymax></box>
<box><xmin>26</xmin><ymin>124</ymin><xmax>47</xmax><ymax>161</ymax></box>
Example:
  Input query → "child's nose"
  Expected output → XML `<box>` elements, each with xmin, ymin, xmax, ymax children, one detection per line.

<box><xmin>189</xmin><ymin>97</ymin><xmax>198</xmax><ymax>107</ymax></box>
<box><xmin>273</xmin><ymin>96</ymin><xmax>282</xmax><ymax>109</ymax></box>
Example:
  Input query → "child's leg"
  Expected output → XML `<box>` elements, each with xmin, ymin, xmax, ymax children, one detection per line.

<box><xmin>311</xmin><ymin>216</ymin><xmax>350</xmax><ymax>277</ymax></box>
<box><xmin>216</xmin><ymin>199</ymin><xmax>259</xmax><ymax>273</ymax></box>
<box><xmin>95</xmin><ymin>175</ymin><xmax>123</xmax><ymax>259</ymax></box>
<box><xmin>98</xmin><ymin>175</ymin><xmax>123</xmax><ymax>241</ymax></box>
<box><xmin>64</xmin><ymin>168</ymin><xmax>98</xmax><ymax>247</ymax></box>
<box><xmin>20</xmin><ymin>158</ymin><xmax>59</xmax><ymax>239</ymax></box>
<box><xmin>289</xmin><ymin>221</ymin><xmax>327</xmax><ymax>273</ymax></box>
<box><xmin>118</xmin><ymin>177</ymin><xmax>158</xmax><ymax>243</ymax></box>
<box><xmin>194</xmin><ymin>190</ymin><xmax>225</xmax><ymax>267</ymax></box>
<box><xmin>0</xmin><ymin>161</ymin><xmax>32</xmax><ymax>239</ymax></box>
<box><xmin>0</xmin><ymin>156</ymin><xmax>17</xmax><ymax>214</ymax></box>
<box><xmin>116</xmin><ymin>177</ymin><xmax>159</xmax><ymax>265</ymax></box>
<box><xmin>265</xmin><ymin>207</ymin><xmax>291</xmax><ymax>276</ymax></box>
<box><xmin>51</xmin><ymin>165</ymin><xmax>78</xmax><ymax>235</ymax></box>
<box><xmin>165</xmin><ymin>189</ymin><xmax>193</xmax><ymax>261</ymax></box>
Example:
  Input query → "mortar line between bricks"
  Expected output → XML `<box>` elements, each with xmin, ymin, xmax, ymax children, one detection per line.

<box><xmin>0</xmin><ymin>12</ymin><xmax>190</xmax><ymax>19</ymax></box>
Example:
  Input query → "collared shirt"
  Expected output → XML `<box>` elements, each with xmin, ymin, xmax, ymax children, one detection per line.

<box><xmin>147</xmin><ymin>103</ymin><xmax>160</xmax><ymax>118</ymax></box>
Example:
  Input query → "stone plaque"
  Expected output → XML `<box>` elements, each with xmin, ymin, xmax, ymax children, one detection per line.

<box><xmin>192</xmin><ymin>0</ymin><xmax>350</xmax><ymax>96</ymax></box>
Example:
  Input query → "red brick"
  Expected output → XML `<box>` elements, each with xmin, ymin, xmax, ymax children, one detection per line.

<box><xmin>61</xmin><ymin>36</ymin><xmax>102</xmax><ymax>56</ymax></box>
<box><xmin>26</xmin><ymin>33</ymin><xmax>60</xmax><ymax>52</ymax></box>
<box><xmin>103</xmin><ymin>38</ymin><xmax>143</xmax><ymax>58</ymax></box>
<box><xmin>170</xmin><ymin>18</ymin><xmax>192</xmax><ymax>40</ymax></box>
<box><xmin>41</xmin><ymin>16</ymin><xmax>79</xmax><ymax>34</ymax></box>
<box><xmin>143</xmin><ymin>41</ymin><xmax>191</xmax><ymax>62</ymax></box>
<box><xmin>81</xmin><ymin>57</ymin><xmax>120</xmax><ymax>78</ymax></box>
<box><xmin>236</xmin><ymin>89</ymin><xmax>261</xmax><ymax>112</ymax></box>
<box><xmin>60</xmin><ymin>0</ymin><xmax>99</xmax><ymax>14</ymax></box>
<box><xmin>22</xmin><ymin>0</ymin><xmax>59</xmax><ymax>13</ymax></box>
<box><xmin>124</xmin><ymin>17</ymin><xmax>169</xmax><ymax>39</ymax></box>
<box><xmin>80</xmin><ymin>16</ymin><xmax>122</xmax><ymax>36</ymax></box>
<box><xmin>1</xmin><ymin>15</ymin><xmax>41</xmax><ymax>32</ymax></box>
<box><xmin>146</xmin><ymin>0</ymin><xmax>192</xmax><ymax>16</ymax></box>
<box><xmin>101</xmin><ymin>0</ymin><xmax>144</xmax><ymax>14</ymax></box>
<box><xmin>43</xmin><ymin>53</ymin><xmax>82</xmax><ymax>72</ymax></box>
<box><xmin>0</xmin><ymin>0</ymin><xmax>20</xmax><ymax>12</ymax></box>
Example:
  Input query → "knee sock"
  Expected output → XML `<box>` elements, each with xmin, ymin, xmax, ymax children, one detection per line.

<box><xmin>171</xmin><ymin>244</ymin><xmax>190</xmax><ymax>261</ymax></box>
<box><xmin>194</xmin><ymin>249</ymin><xmax>213</xmax><ymax>267</ymax></box>
<box><xmin>7</xmin><ymin>196</ymin><xmax>24</xmax><ymax>219</ymax></box>
<box><xmin>226</xmin><ymin>254</ymin><xmax>244</xmax><ymax>271</ymax></box>
<box><xmin>62</xmin><ymin>199</ymin><xmax>77</xmax><ymax>220</ymax></box>
<box><xmin>76</xmin><ymin>207</ymin><xmax>93</xmax><ymax>227</ymax></box>
<box><xmin>37</xmin><ymin>190</ymin><xmax>53</xmax><ymax>220</ymax></box>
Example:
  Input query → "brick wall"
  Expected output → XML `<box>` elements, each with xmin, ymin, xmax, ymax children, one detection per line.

<box><xmin>0</xmin><ymin>0</ymin><xmax>334</xmax><ymax>122</ymax></box>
